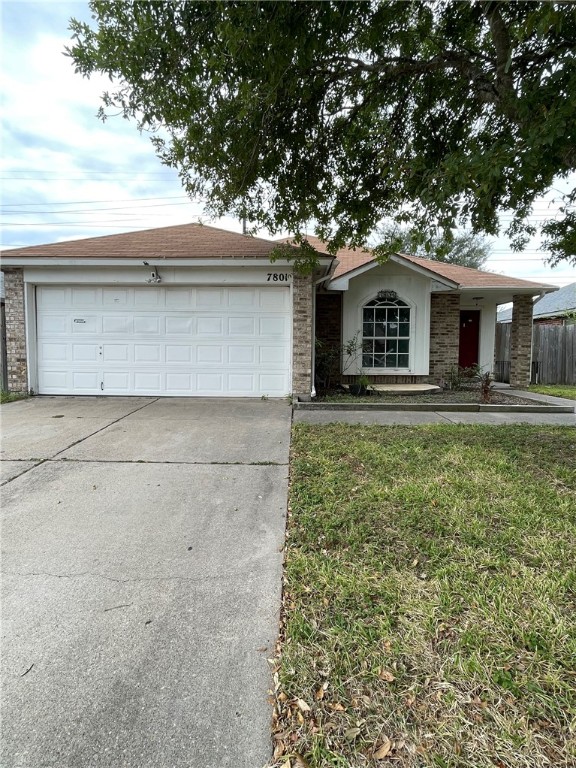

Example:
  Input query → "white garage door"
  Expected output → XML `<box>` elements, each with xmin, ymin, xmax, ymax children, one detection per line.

<box><xmin>36</xmin><ymin>285</ymin><xmax>291</xmax><ymax>397</ymax></box>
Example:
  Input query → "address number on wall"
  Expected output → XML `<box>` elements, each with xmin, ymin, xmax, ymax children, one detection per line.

<box><xmin>266</xmin><ymin>273</ymin><xmax>291</xmax><ymax>282</ymax></box>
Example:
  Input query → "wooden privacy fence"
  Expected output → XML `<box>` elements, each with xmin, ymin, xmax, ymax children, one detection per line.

<box><xmin>495</xmin><ymin>323</ymin><xmax>576</xmax><ymax>385</ymax></box>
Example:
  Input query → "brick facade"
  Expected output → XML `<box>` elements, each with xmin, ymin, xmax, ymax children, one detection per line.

<box><xmin>292</xmin><ymin>273</ymin><xmax>313</xmax><ymax>395</ymax></box>
<box><xmin>509</xmin><ymin>294</ymin><xmax>533</xmax><ymax>388</ymax></box>
<box><xmin>2</xmin><ymin>268</ymin><xmax>28</xmax><ymax>393</ymax></box>
<box><xmin>428</xmin><ymin>293</ymin><xmax>460</xmax><ymax>384</ymax></box>
<box><xmin>315</xmin><ymin>291</ymin><xmax>342</xmax><ymax>349</ymax></box>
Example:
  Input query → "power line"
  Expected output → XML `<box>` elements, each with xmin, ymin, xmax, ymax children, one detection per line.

<box><xmin>1</xmin><ymin>202</ymin><xmax>197</xmax><ymax>214</ymax></box>
<box><xmin>1</xmin><ymin>195</ymin><xmax>190</xmax><ymax>206</ymax></box>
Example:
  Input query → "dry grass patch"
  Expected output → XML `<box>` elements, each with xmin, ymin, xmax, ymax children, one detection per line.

<box><xmin>271</xmin><ymin>425</ymin><xmax>576</xmax><ymax>768</ymax></box>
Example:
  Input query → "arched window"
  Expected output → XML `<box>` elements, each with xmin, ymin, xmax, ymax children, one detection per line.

<box><xmin>362</xmin><ymin>296</ymin><xmax>411</xmax><ymax>369</ymax></box>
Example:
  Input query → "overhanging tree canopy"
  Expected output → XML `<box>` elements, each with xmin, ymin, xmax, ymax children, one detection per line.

<box><xmin>68</xmin><ymin>1</ymin><xmax>576</xmax><ymax>265</ymax></box>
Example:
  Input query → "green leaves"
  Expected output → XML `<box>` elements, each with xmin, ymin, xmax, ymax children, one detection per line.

<box><xmin>67</xmin><ymin>1</ymin><xmax>576</xmax><ymax>265</ymax></box>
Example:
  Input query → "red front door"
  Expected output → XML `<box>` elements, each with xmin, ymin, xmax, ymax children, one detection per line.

<box><xmin>459</xmin><ymin>310</ymin><xmax>480</xmax><ymax>369</ymax></box>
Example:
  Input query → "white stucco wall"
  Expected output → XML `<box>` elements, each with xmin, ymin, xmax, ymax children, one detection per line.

<box><xmin>341</xmin><ymin>262</ymin><xmax>432</xmax><ymax>375</ymax></box>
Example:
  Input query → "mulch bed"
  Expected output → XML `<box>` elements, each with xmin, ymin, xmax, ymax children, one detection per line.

<box><xmin>318</xmin><ymin>389</ymin><xmax>538</xmax><ymax>405</ymax></box>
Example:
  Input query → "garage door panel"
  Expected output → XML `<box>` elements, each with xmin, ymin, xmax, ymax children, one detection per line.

<box><xmin>134</xmin><ymin>288</ymin><xmax>161</xmax><ymax>307</ymax></box>
<box><xmin>134</xmin><ymin>316</ymin><xmax>161</xmax><ymax>334</ymax></box>
<box><xmin>42</xmin><ymin>343</ymin><xmax>68</xmax><ymax>362</ymax></box>
<box><xmin>197</xmin><ymin>345</ymin><xmax>223</xmax><ymax>363</ymax></box>
<box><xmin>134</xmin><ymin>372</ymin><xmax>162</xmax><ymax>392</ymax></box>
<box><xmin>103</xmin><ymin>371</ymin><xmax>130</xmax><ymax>392</ymax></box>
<box><xmin>72</xmin><ymin>344</ymin><xmax>99</xmax><ymax>362</ymax></box>
<box><xmin>37</xmin><ymin>285</ymin><xmax>291</xmax><ymax>396</ymax></box>
<box><xmin>134</xmin><ymin>344</ymin><xmax>161</xmax><ymax>362</ymax></box>
<box><xmin>165</xmin><ymin>288</ymin><xmax>193</xmax><ymax>308</ymax></box>
<box><xmin>38</xmin><ymin>315</ymin><xmax>68</xmax><ymax>335</ymax></box>
<box><xmin>229</xmin><ymin>346</ymin><xmax>254</xmax><ymax>364</ymax></box>
<box><xmin>103</xmin><ymin>316</ymin><xmax>132</xmax><ymax>334</ymax></box>
<box><xmin>197</xmin><ymin>317</ymin><xmax>223</xmax><ymax>335</ymax></box>
<box><xmin>197</xmin><ymin>372</ymin><xmax>224</xmax><ymax>393</ymax></box>
<box><xmin>103</xmin><ymin>288</ymin><xmax>128</xmax><ymax>306</ymax></box>
<box><xmin>260</xmin><ymin>287</ymin><xmax>288</xmax><ymax>309</ymax></box>
<box><xmin>166</xmin><ymin>316</ymin><xmax>194</xmax><ymax>334</ymax></box>
<box><xmin>72</xmin><ymin>316</ymin><xmax>99</xmax><ymax>334</ymax></box>
<box><xmin>260</xmin><ymin>346</ymin><xmax>286</xmax><ymax>364</ymax></box>
<box><xmin>260</xmin><ymin>317</ymin><xmax>286</xmax><ymax>336</ymax></box>
<box><xmin>165</xmin><ymin>345</ymin><xmax>192</xmax><ymax>363</ymax></box>
<box><xmin>102</xmin><ymin>344</ymin><xmax>129</xmax><ymax>362</ymax></box>
<box><xmin>228</xmin><ymin>373</ymin><xmax>254</xmax><ymax>392</ymax></box>
<box><xmin>260</xmin><ymin>374</ymin><xmax>287</xmax><ymax>392</ymax></box>
<box><xmin>39</xmin><ymin>370</ymin><xmax>69</xmax><ymax>390</ymax></box>
<box><xmin>38</xmin><ymin>287</ymin><xmax>67</xmax><ymax>306</ymax></box>
<box><xmin>72</xmin><ymin>288</ymin><xmax>99</xmax><ymax>306</ymax></box>
<box><xmin>197</xmin><ymin>288</ymin><xmax>223</xmax><ymax>308</ymax></box>
<box><xmin>228</xmin><ymin>288</ymin><xmax>256</xmax><ymax>307</ymax></box>
<box><xmin>166</xmin><ymin>373</ymin><xmax>193</xmax><ymax>392</ymax></box>
<box><xmin>73</xmin><ymin>371</ymin><xmax>100</xmax><ymax>390</ymax></box>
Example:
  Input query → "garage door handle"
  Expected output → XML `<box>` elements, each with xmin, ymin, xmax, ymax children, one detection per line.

<box><xmin>100</xmin><ymin>382</ymin><xmax>104</xmax><ymax>391</ymax></box>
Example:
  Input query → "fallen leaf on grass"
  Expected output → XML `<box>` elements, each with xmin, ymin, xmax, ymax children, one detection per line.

<box><xmin>293</xmin><ymin>756</ymin><xmax>310</xmax><ymax>768</ymax></box>
<box><xmin>315</xmin><ymin>681</ymin><xmax>329</xmax><ymax>700</ymax></box>
<box><xmin>378</xmin><ymin>669</ymin><xmax>395</xmax><ymax>682</ymax></box>
<box><xmin>296</xmin><ymin>698</ymin><xmax>311</xmax><ymax>712</ymax></box>
<box><xmin>345</xmin><ymin>727</ymin><xmax>361</xmax><ymax>740</ymax></box>
<box><xmin>330</xmin><ymin>702</ymin><xmax>345</xmax><ymax>711</ymax></box>
<box><xmin>273</xmin><ymin>741</ymin><xmax>285</xmax><ymax>758</ymax></box>
<box><xmin>374</xmin><ymin>737</ymin><xmax>392</xmax><ymax>759</ymax></box>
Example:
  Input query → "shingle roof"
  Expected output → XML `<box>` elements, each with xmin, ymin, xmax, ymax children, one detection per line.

<box><xmin>280</xmin><ymin>235</ymin><xmax>554</xmax><ymax>290</ymax></box>
<box><xmin>1</xmin><ymin>223</ymin><xmax>298</xmax><ymax>260</ymax></box>
<box><xmin>279</xmin><ymin>236</ymin><xmax>373</xmax><ymax>278</ymax></box>
<box><xmin>498</xmin><ymin>281</ymin><xmax>576</xmax><ymax>322</ymax></box>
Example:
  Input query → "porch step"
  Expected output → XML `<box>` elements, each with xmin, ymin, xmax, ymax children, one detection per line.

<box><xmin>363</xmin><ymin>384</ymin><xmax>442</xmax><ymax>394</ymax></box>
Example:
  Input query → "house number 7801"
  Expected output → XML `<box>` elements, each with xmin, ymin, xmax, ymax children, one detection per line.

<box><xmin>267</xmin><ymin>273</ymin><xmax>291</xmax><ymax>282</ymax></box>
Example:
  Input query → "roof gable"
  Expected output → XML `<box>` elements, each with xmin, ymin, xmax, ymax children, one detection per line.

<box><xmin>280</xmin><ymin>236</ymin><xmax>556</xmax><ymax>292</ymax></box>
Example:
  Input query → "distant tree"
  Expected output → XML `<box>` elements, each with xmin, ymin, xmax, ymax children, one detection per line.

<box><xmin>376</xmin><ymin>225</ymin><xmax>491</xmax><ymax>269</ymax></box>
<box><xmin>68</xmin><ymin>1</ymin><xmax>576</xmax><ymax>266</ymax></box>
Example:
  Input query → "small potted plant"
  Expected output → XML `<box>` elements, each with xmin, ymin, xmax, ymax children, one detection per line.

<box><xmin>349</xmin><ymin>373</ymin><xmax>371</xmax><ymax>396</ymax></box>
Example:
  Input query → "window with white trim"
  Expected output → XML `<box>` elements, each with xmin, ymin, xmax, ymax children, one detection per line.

<box><xmin>362</xmin><ymin>296</ymin><xmax>411</xmax><ymax>369</ymax></box>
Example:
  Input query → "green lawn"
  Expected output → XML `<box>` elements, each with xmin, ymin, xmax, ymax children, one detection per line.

<box><xmin>273</xmin><ymin>425</ymin><xmax>576</xmax><ymax>768</ymax></box>
<box><xmin>529</xmin><ymin>385</ymin><xmax>576</xmax><ymax>401</ymax></box>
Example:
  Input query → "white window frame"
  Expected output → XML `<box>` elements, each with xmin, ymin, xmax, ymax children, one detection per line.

<box><xmin>360</xmin><ymin>294</ymin><xmax>413</xmax><ymax>373</ymax></box>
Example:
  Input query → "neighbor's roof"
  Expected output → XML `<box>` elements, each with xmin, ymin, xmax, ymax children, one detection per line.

<box><xmin>498</xmin><ymin>281</ymin><xmax>576</xmax><ymax>322</ymax></box>
<box><xmin>0</xmin><ymin>223</ymin><xmax>303</xmax><ymax>261</ymax></box>
<box><xmin>281</xmin><ymin>235</ymin><xmax>556</xmax><ymax>291</ymax></box>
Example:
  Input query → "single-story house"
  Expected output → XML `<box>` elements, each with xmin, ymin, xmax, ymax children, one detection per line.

<box><xmin>497</xmin><ymin>282</ymin><xmax>576</xmax><ymax>325</ymax></box>
<box><xmin>0</xmin><ymin>223</ymin><xmax>556</xmax><ymax>397</ymax></box>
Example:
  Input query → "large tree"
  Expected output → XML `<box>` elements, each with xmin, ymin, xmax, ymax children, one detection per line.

<box><xmin>68</xmin><ymin>1</ymin><xmax>576</xmax><ymax>265</ymax></box>
<box><xmin>376</xmin><ymin>225</ymin><xmax>492</xmax><ymax>269</ymax></box>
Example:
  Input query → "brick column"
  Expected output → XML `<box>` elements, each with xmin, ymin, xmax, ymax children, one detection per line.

<box><xmin>509</xmin><ymin>294</ymin><xmax>533</xmax><ymax>388</ymax></box>
<box><xmin>2</xmin><ymin>268</ymin><xmax>28</xmax><ymax>393</ymax></box>
<box><xmin>428</xmin><ymin>293</ymin><xmax>460</xmax><ymax>384</ymax></box>
<box><xmin>292</xmin><ymin>273</ymin><xmax>313</xmax><ymax>396</ymax></box>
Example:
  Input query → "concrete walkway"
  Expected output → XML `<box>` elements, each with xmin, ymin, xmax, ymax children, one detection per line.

<box><xmin>294</xmin><ymin>391</ymin><xmax>575</xmax><ymax>426</ymax></box>
<box><xmin>1</xmin><ymin>397</ymin><xmax>291</xmax><ymax>768</ymax></box>
<box><xmin>294</xmin><ymin>409</ymin><xmax>575</xmax><ymax>425</ymax></box>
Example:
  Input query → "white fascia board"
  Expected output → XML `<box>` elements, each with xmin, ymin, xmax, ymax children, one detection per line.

<box><xmin>0</xmin><ymin>257</ymin><xmax>333</xmax><ymax>268</ymax></box>
<box><xmin>327</xmin><ymin>254</ymin><xmax>459</xmax><ymax>291</ymax></box>
<box><xmin>459</xmin><ymin>284</ymin><xmax>558</xmax><ymax>296</ymax></box>
<box><xmin>327</xmin><ymin>260</ymin><xmax>377</xmax><ymax>291</ymax></box>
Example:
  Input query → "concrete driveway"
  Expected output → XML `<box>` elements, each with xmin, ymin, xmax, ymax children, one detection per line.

<box><xmin>1</xmin><ymin>397</ymin><xmax>291</xmax><ymax>768</ymax></box>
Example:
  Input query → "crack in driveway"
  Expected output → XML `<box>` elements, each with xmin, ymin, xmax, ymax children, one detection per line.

<box><xmin>1</xmin><ymin>570</ymin><xmax>239</xmax><ymax>585</ymax></box>
<box><xmin>0</xmin><ymin>399</ymin><xmax>159</xmax><ymax>486</ymax></box>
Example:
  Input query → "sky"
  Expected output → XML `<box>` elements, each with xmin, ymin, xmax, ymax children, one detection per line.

<box><xmin>1</xmin><ymin>0</ymin><xmax>574</xmax><ymax>289</ymax></box>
